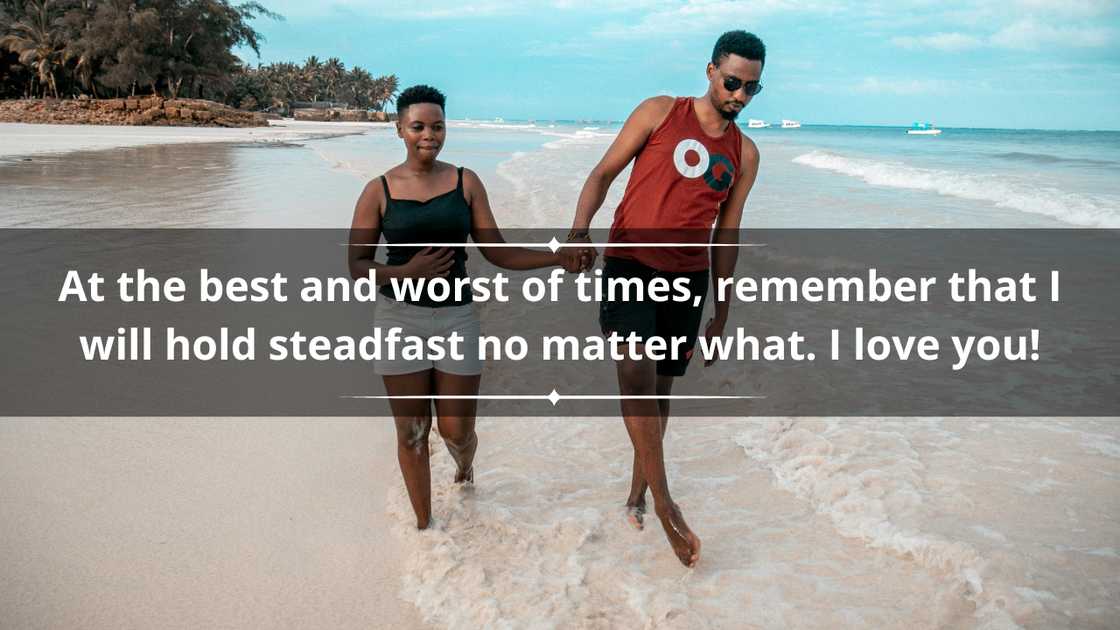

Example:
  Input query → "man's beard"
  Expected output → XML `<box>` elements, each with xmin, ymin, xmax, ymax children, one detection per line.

<box><xmin>720</xmin><ymin>104</ymin><xmax>742</xmax><ymax>121</ymax></box>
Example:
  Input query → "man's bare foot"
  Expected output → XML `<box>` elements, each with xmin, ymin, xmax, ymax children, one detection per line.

<box><xmin>625</xmin><ymin>499</ymin><xmax>646</xmax><ymax>530</ymax></box>
<box><xmin>657</xmin><ymin>503</ymin><xmax>701</xmax><ymax>567</ymax></box>
<box><xmin>454</xmin><ymin>466</ymin><xmax>473</xmax><ymax>485</ymax></box>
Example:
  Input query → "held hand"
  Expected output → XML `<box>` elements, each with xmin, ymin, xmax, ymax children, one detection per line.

<box><xmin>406</xmin><ymin>247</ymin><xmax>455</xmax><ymax>278</ymax></box>
<box><xmin>578</xmin><ymin>245</ymin><xmax>598</xmax><ymax>272</ymax></box>
<box><xmin>562</xmin><ymin>231</ymin><xmax>596</xmax><ymax>273</ymax></box>
<box><xmin>703</xmin><ymin>315</ymin><xmax>727</xmax><ymax>367</ymax></box>
<box><xmin>561</xmin><ymin>242</ymin><xmax>595</xmax><ymax>272</ymax></box>
<box><xmin>559</xmin><ymin>246</ymin><xmax>583</xmax><ymax>272</ymax></box>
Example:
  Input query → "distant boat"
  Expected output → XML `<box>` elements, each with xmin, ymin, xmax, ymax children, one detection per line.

<box><xmin>747</xmin><ymin>119</ymin><xmax>770</xmax><ymax>129</ymax></box>
<box><xmin>781</xmin><ymin>119</ymin><xmax>801</xmax><ymax>129</ymax></box>
<box><xmin>494</xmin><ymin>117</ymin><xmax>505</xmax><ymax>123</ymax></box>
<box><xmin>907</xmin><ymin>122</ymin><xmax>941</xmax><ymax>135</ymax></box>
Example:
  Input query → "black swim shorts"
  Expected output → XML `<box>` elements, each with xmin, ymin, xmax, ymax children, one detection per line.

<box><xmin>598</xmin><ymin>255</ymin><xmax>709</xmax><ymax>377</ymax></box>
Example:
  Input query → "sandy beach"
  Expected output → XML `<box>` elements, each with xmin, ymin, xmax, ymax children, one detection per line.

<box><xmin>2</xmin><ymin>121</ymin><xmax>1118</xmax><ymax>629</ymax></box>
<box><xmin>0</xmin><ymin>120</ymin><xmax>392</xmax><ymax>160</ymax></box>
<box><xmin>0</xmin><ymin>418</ymin><xmax>427</xmax><ymax>630</ymax></box>
<box><xmin>3</xmin><ymin>416</ymin><xmax>1117</xmax><ymax>629</ymax></box>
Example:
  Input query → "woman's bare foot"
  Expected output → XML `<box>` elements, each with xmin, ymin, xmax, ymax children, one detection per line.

<box><xmin>657</xmin><ymin>503</ymin><xmax>701</xmax><ymax>567</ymax></box>
<box><xmin>625</xmin><ymin>498</ymin><xmax>646</xmax><ymax>530</ymax></box>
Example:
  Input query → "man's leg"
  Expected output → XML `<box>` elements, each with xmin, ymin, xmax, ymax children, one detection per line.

<box><xmin>433</xmin><ymin>370</ymin><xmax>482</xmax><ymax>484</ymax></box>
<box><xmin>616</xmin><ymin>357</ymin><xmax>701</xmax><ymax>567</ymax></box>
<box><xmin>625</xmin><ymin>374</ymin><xmax>673</xmax><ymax>529</ymax></box>
<box><xmin>385</xmin><ymin>370</ymin><xmax>436</xmax><ymax>529</ymax></box>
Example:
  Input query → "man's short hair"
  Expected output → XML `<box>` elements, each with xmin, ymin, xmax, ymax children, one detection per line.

<box><xmin>396</xmin><ymin>85</ymin><xmax>446</xmax><ymax>115</ymax></box>
<box><xmin>712</xmin><ymin>31</ymin><xmax>766</xmax><ymax>68</ymax></box>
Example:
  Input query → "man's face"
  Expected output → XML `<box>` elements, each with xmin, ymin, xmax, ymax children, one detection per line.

<box><xmin>707</xmin><ymin>54</ymin><xmax>763</xmax><ymax>121</ymax></box>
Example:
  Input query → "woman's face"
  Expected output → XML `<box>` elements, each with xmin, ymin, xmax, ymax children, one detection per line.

<box><xmin>397</xmin><ymin>103</ymin><xmax>446</xmax><ymax>162</ymax></box>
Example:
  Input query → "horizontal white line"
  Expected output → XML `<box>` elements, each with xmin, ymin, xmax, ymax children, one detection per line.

<box><xmin>347</xmin><ymin>242</ymin><xmax>767</xmax><ymax>248</ymax></box>
<box><xmin>340</xmin><ymin>395</ymin><xmax>764</xmax><ymax>399</ymax></box>
<box><xmin>341</xmin><ymin>392</ymin><xmax>764</xmax><ymax>406</ymax></box>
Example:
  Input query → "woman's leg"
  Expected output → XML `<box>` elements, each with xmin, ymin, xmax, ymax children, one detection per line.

<box><xmin>433</xmin><ymin>370</ymin><xmax>482</xmax><ymax>484</ymax></box>
<box><xmin>385</xmin><ymin>370</ymin><xmax>436</xmax><ymax>529</ymax></box>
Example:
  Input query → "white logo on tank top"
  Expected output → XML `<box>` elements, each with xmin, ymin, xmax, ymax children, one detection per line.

<box><xmin>672</xmin><ymin>139</ymin><xmax>709</xmax><ymax>178</ymax></box>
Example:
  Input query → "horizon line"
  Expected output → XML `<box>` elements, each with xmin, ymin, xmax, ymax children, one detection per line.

<box><xmin>448</xmin><ymin>118</ymin><xmax>1120</xmax><ymax>133</ymax></box>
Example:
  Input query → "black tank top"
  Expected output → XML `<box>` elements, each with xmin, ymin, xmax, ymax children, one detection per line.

<box><xmin>379</xmin><ymin>166</ymin><xmax>472</xmax><ymax>307</ymax></box>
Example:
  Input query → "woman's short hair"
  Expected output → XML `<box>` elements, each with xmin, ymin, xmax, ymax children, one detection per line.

<box><xmin>396</xmin><ymin>85</ymin><xmax>446</xmax><ymax>115</ymax></box>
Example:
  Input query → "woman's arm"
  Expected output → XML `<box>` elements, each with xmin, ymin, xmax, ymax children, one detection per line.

<box><xmin>464</xmin><ymin>168</ymin><xmax>561</xmax><ymax>270</ymax></box>
<box><xmin>348</xmin><ymin>178</ymin><xmax>454</xmax><ymax>284</ymax></box>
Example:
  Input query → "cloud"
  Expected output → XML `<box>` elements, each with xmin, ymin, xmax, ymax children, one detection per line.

<box><xmin>990</xmin><ymin>18</ymin><xmax>1117</xmax><ymax>49</ymax></box>
<box><xmin>888</xmin><ymin>16</ymin><xmax>1117</xmax><ymax>52</ymax></box>
<box><xmin>257</xmin><ymin>0</ymin><xmax>621</xmax><ymax>19</ymax></box>
<box><xmin>523</xmin><ymin>39</ymin><xmax>603</xmax><ymax>58</ymax></box>
<box><xmin>591</xmin><ymin>0</ymin><xmax>836</xmax><ymax>39</ymax></box>
<box><xmin>1010</xmin><ymin>0</ymin><xmax>1120</xmax><ymax>19</ymax></box>
<box><xmin>854</xmin><ymin>77</ymin><xmax>951</xmax><ymax>95</ymax></box>
<box><xmin>890</xmin><ymin>32</ymin><xmax>983</xmax><ymax>51</ymax></box>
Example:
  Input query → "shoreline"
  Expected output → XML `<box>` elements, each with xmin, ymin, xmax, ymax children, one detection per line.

<box><xmin>0</xmin><ymin>120</ymin><xmax>391</xmax><ymax>160</ymax></box>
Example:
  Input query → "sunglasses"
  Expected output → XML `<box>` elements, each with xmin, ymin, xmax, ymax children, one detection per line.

<box><xmin>722</xmin><ymin>74</ymin><xmax>763</xmax><ymax>96</ymax></box>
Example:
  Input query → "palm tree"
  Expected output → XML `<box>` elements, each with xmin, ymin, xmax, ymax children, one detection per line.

<box><xmin>262</xmin><ymin>60</ymin><xmax>300</xmax><ymax>111</ymax></box>
<box><xmin>346</xmin><ymin>66</ymin><xmax>372</xmax><ymax>108</ymax></box>
<box><xmin>369</xmin><ymin>74</ymin><xmax>398</xmax><ymax>111</ymax></box>
<box><xmin>322</xmin><ymin>56</ymin><xmax>344</xmax><ymax>104</ymax></box>
<box><xmin>0</xmin><ymin>0</ymin><xmax>67</xmax><ymax>97</ymax></box>
<box><xmin>301</xmin><ymin>55</ymin><xmax>321</xmax><ymax>101</ymax></box>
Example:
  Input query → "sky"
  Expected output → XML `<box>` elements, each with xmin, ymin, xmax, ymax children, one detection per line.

<box><xmin>237</xmin><ymin>0</ymin><xmax>1120</xmax><ymax>130</ymax></box>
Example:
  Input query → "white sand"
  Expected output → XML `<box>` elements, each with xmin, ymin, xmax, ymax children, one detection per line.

<box><xmin>0</xmin><ymin>120</ymin><xmax>390</xmax><ymax>159</ymax></box>
<box><xmin>0</xmin><ymin>418</ymin><xmax>428</xmax><ymax>630</ymax></box>
<box><xmin>4</xmin><ymin>417</ymin><xmax>1116</xmax><ymax>629</ymax></box>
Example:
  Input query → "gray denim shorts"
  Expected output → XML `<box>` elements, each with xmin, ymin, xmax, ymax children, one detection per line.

<box><xmin>373</xmin><ymin>298</ymin><xmax>482</xmax><ymax>376</ymax></box>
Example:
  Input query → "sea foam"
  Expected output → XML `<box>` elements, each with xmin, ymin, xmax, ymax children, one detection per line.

<box><xmin>792</xmin><ymin>150</ymin><xmax>1120</xmax><ymax>228</ymax></box>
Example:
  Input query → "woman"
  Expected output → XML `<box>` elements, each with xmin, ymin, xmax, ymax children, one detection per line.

<box><xmin>348</xmin><ymin>85</ymin><xmax>576</xmax><ymax>529</ymax></box>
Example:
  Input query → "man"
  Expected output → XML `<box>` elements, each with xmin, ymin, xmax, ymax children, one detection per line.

<box><xmin>562</xmin><ymin>30</ymin><xmax>763</xmax><ymax>567</ymax></box>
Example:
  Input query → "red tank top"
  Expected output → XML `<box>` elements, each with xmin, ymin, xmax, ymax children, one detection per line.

<box><xmin>606</xmin><ymin>97</ymin><xmax>742</xmax><ymax>272</ymax></box>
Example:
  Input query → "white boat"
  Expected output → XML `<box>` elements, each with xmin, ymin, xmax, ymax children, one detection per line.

<box><xmin>907</xmin><ymin>122</ymin><xmax>941</xmax><ymax>135</ymax></box>
<box><xmin>747</xmin><ymin>119</ymin><xmax>770</xmax><ymax>128</ymax></box>
<box><xmin>781</xmin><ymin>119</ymin><xmax>801</xmax><ymax>128</ymax></box>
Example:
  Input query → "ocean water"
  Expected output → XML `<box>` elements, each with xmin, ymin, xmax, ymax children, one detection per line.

<box><xmin>3</xmin><ymin>121</ymin><xmax>1117</xmax><ymax>230</ymax></box>
<box><xmin>1</xmin><ymin>120</ymin><xmax>1118</xmax><ymax>629</ymax></box>
<box><xmin>303</xmin><ymin>121</ymin><xmax>1120</xmax><ymax>230</ymax></box>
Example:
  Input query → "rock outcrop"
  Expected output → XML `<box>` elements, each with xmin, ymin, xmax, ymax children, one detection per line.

<box><xmin>0</xmin><ymin>97</ymin><xmax>269</xmax><ymax>127</ymax></box>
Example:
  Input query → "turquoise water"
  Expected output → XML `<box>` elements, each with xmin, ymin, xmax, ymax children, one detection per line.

<box><xmin>767</xmin><ymin>125</ymin><xmax>1120</xmax><ymax>228</ymax></box>
<box><xmin>1</xmin><ymin>121</ymin><xmax>1116</xmax><ymax>229</ymax></box>
<box><xmin>479</xmin><ymin>121</ymin><xmax>1120</xmax><ymax>229</ymax></box>
<box><xmin>417</xmin><ymin>121</ymin><xmax>1120</xmax><ymax>229</ymax></box>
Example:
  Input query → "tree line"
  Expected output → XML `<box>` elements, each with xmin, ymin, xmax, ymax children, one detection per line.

<box><xmin>0</xmin><ymin>0</ymin><xmax>398</xmax><ymax>112</ymax></box>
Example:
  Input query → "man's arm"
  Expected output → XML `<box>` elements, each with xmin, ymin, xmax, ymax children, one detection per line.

<box><xmin>563</xmin><ymin>96</ymin><xmax>674</xmax><ymax>268</ymax></box>
<box><xmin>704</xmin><ymin>135</ymin><xmax>760</xmax><ymax>365</ymax></box>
